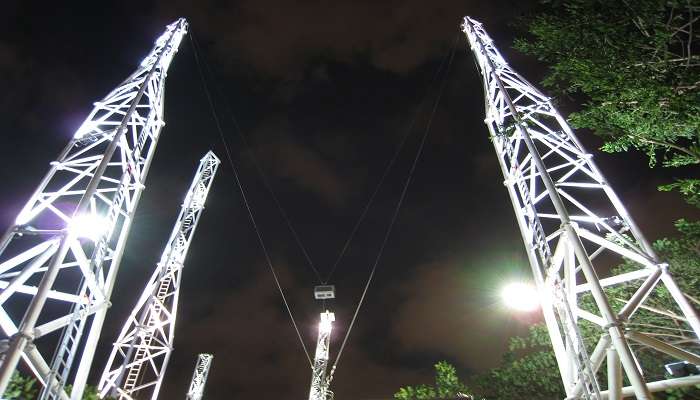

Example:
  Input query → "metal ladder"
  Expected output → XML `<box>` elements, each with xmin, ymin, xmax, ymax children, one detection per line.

<box><xmin>41</xmin><ymin>157</ymin><xmax>131</xmax><ymax>400</ymax></box>
<box><xmin>498</xmin><ymin>126</ymin><xmax>601</xmax><ymax>399</ymax></box>
<box><xmin>121</xmin><ymin>265</ymin><xmax>174</xmax><ymax>396</ymax></box>
<box><xmin>40</xmin><ymin>284</ymin><xmax>90</xmax><ymax>400</ymax></box>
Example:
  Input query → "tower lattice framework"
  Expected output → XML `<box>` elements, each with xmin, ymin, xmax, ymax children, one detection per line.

<box><xmin>98</xmin><ymin>151</ymin><xmax>220</xmax><ymax>400</ymax></box>
<box><xmin>186</xmin><ymin>353</ymin><xmax>213</xmax><ymax>400</ymax></box>
<box><xmin>309</xmin><ymin>311</ymin><xmax>335</xmax><ymax>400</ymax></box>
<box><xmin>463</xmin><ymin>16</ymin><xmax>700</xmax><ymax>400</ymax></box>
<box><xmin>0</xmin><ymin>19</ymin><xmax>188</xmax><ymax>400</ymax></box>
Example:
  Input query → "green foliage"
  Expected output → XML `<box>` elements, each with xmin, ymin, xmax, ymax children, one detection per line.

<box><xmin>660</xmin><ymin>179</ymin><xmax>700</xmax><ymax>208</ymax></box>
<box><xmin>474</xmin><ymin>325</ymin><xmax>565</xmax><ymax>400</ymax></box>
<box><xmin>663</xmin><ymin>385</ymin><xmax>700</xmax><ymax>400</ymax></box>
<box><xmin>66</xmin><ymin>383</ymin><xmax>110</xmax><ymax>400</ymax></box>
<box><xmin>655</xmin><ymin>219</ymin><xmax>700</xmax><ymax>295</ymax></box>
<box><xmin>603</xmin><ymin>219</ymin><xmax>700</xmax><ymax>312</ymax></box>
<box><xmin>2</xmin><ymin>372</ymin><xmax>114</xmax><ymax>400</ymax></box>
<box><xmin>434</xmin><ymin>362</ymin><xmax>470</xmax><ymax>398</ymax></box>
<box><xmin>78</xmin><ymin>384</ymin><xmax>105</xmax><ymax>400</ymax></box>
<box><xmin>3</xmin><ymin>372</ymin><xmax>39</xmax><ymax>399</ymax></box>
<box><xmin>475</xmin><ymin>222</ymin><xmax>700</xmax><ymax>399</ymax></box>
<box><xmin>394</xmin><ymin>384</ymin><xmax>438</xmax><ymax>400</ymax></box>
<box><xmin>395</xmin><ymin>361</ymin><xmax>473</xmax><ymax>399</ymax></box>
<box><xmin>514</xmin><ymin>0</ymin><xmax>700</xmax><ymax>205</ymax></box>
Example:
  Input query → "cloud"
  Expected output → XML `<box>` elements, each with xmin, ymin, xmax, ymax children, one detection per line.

<box><xmin>328</xmin><ymin>343</ymin><xmax>427</xmax><ymax>400</ymax></box>
<box><xmin>390</xmin><ymin>258</ymin><xmax>533</xmax><ymax>371</ymax></box>
<box><xmin>0</xmin><ymin>42</ymin><xmax>21</xmax><ymax>72</ymax></box>
<box><xmin>247</xmin><ymin>117</ymin><xmax>350</xmax><ymax>207</ymax></box>
<box><xmin>161</xmin><ymin>260</ymin><xmax>313</xmax><ymax>398</ymax></box>
<box><xmin>161</xmin><ymin>260</ymin><xmax>425</xmax><ymax>399</ymax></box>
<box><xmin>156</xmin><ymin>0</ymin><xmax>530</xmax><ymax>79</ymax></box>
<box><xmin>0</xmin><ymin>38</ymin><xmax>88</xmax><ymax>135</ymax></box>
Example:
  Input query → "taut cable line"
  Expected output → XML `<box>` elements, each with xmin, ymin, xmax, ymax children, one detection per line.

<box><xmin>191</xmin><ymin>26</ymin><xmax>461</xmax><ymax>384</ymax></box>
<box><xmin>329</xmin><ymin>33</ymin><xmax>460</xmax><ymax>380</ymax></box>
<box><xmin>191</xmin><ymin>32</ymin><xmax>324</xmax><ymax>285</ymax></box>
<box><xmin>323</xmin><ymin>34</ymin><xmax>462</xmax><ymax>286</ymax></box>
<box><xmin>190</xmin><ymin>31</ymin><xmax>461</xmax><ymax>290</ymax></box>
<box><xmin>190</xmin><ymin>31</ymin><xmax>314</xmax><ymax>368</ymax></box>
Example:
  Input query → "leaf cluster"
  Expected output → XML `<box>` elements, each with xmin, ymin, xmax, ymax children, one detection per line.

<box><xmin>473</xmin><ymin>325</ymin><xmax>565</xmax><ymax>400</ymax></box>
<box><xmin>515</xmin><ymin>0</ymin><xmax>700</xmax><ymax>205</ymax></box>
<box><xmin>394</xmin><ymin>361</ymin><xmax>473</xmax><ymax>400</ymax></box>
<box><xmin>1</xmin><ymin>372</ymin><xmax>116</xmax><ymax>400</ymax></box>
<box><xmin>3</xmin><ymin>372</ymin><xmax>38</xmax><ymax>400</ymax></box>
<box><xmin>472</xmin><ymin>222</ymin><xmax>700</xmax><ymax>399</ymax></box>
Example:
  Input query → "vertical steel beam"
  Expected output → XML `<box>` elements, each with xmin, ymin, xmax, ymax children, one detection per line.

<box><xmin>0</xmin><ymin>18</ymin><xmax>188</xmax><ymax>399</ymax></box>
<box><xmin>98</xmin><ymin>152</ymin><xmax>220</xmax><ymax>400</ymax></box>
<box><xmin>607</xmin><ymin>348</ymin><xmax>622</xmax><ymax>400</ymax></box>
<box><xmin>463</xmin><ymin>16</ymin><xmax>700</xmax><ymax>399</ymax></box>
<box><xmin>185</xmin><ymin>354</ymin><xmax>213</xmax><ymax>400</ymax></box>
<box><xmin>308</xmin><ymin>311</ymin><xmax>334</xmax><ymax>400</ymax></box>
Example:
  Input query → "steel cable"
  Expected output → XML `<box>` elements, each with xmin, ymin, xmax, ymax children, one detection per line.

<box><xmin>329</xmin><ymin>33</ymin><xmax>460</xmax><ymax>378</ymax></box>
<box><xmin>190</xmin><ymin>32</ymin><xmax>313</xmax><ymax>368</ymax></box>
<box><xmin>323</xmin><ymin>35</ymin><xmax>463</xmax><ymax>285</ymax></box>
<box><xmin>190</xmin><ymin>33</ymin><xmax>324</xmax><ymax>285</ymax></box>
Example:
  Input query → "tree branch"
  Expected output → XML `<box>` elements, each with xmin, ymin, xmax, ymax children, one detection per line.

<box><xmin>630</xmin><ymin>55</ymin><xmax>700</xmax><ymax>67</ymax></box>
<box><xmin>685</xmin><ymin>293</ymin><xmax>700</xmax><ymax>307</ymax></box>
<box><xmin>630</xmin><ymin>134</ymin><xmax>700</xmax><ymax>163</ymax></box>
<box><xmin>688</xmin><ymin>1</ymin><xmax>694</xmax><ymax>66</ymax></box>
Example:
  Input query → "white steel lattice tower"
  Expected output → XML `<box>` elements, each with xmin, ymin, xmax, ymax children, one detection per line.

<box><xmin>98</xmin><ymin>151</ymin><xmax>220</xmax><ymax>400</ymax></box>
<box><xmin>463</xmin><ymin>17</ymin><xmax>700</xmax><ymax>400</ymax></box>
<box><xmin>308</xmin><ymin>311</ymin><xmax>335</xmax><ymax>400</ymax></box>
<box><xmin>0</xmin><ymin>19</ymin><xmax>188</xmax><ymax>400</ymax></box>
<box><xmin>186</xmin><ymin>353</ymin><xmax>213</xmax><ymax>400</ymax></box>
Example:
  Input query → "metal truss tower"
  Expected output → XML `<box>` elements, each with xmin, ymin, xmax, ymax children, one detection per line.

<box><xmin>185</xmin><ymin>353</ymin><xmax>213</xmax><ymax>400</ymax></box>
<box><xmin>0</xmin><ymin>19</ymin><xmax>188</xmax><ymax>400</ymax></box>
<box><xmin>309</xmin><ymin>311</ymin><xmax>335</xmax><ymax>400</ymax></box>
<box><xmin>98</xmin><ymin>151</ymin><xmax>220</xmax><ymax>400</ymax></box>
<box><xmin>463</xmin><ymin>17</ymin><xmax>700</xmax><ymax>399</ymax></box>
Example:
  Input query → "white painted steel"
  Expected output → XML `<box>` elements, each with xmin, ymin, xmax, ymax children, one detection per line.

<box><xmin>0</xmin><ymin>18</ymin><xmax>188</xmax><ymax>400</ymax></box>
<box><xmin>599</xmin><ymin>375</ymin><xmax>700</xmax><ymax>399</ymax></box>
<box><xmin>185</xmin><ymin>353</ymin><xmax>213</xmax><ymax>400</ymax></box>
<box><xmin>463</xmin><ymin>16</ymin><xmax>700</xmax><ymax>400</ymax></box>
<box><xmin>98</xmin><ymin>152</ymin><xmax>220</xmax><ymax>400</ymax></box>
<box><xmin>309</xmin><ymin>311</ymin><xmax>334</xmax><ymax>400</ymax></box>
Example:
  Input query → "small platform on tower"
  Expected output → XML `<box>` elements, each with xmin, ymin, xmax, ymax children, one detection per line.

<box><xmin>314</xmin><ymin>285</ymin><xmax>335</xmax><ymax>300</ymax></box>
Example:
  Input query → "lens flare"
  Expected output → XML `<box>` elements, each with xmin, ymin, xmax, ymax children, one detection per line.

<box><xmin>501</xmin><ymin>282</ymin><xmax>540</xmax><ymax>312</ymax></box>
<box><xmin>69</xmin><ymin>213</ymin><xmax>108</xmax><ymax>240</ymax></box>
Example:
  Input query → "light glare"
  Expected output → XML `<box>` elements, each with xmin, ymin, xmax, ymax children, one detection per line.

<box><xmin>319</xmin><ymin>311</ymin><xmax>335</xmax><ymax>334</ymax></box>
<box><xmin>74</xmin><ymin>120</ymin><xmax>96</xmax><ymax>139</ymax></box>
<box><xmin>501</xmin><ymin>282</ymin><xmax>540</xmax><ymax>312</ymax></box>
<box><xmin>15</xmin><ymin>209</ymin><xmax>33</xmax><ymax>225</ymax></box>
<box><xmin>69</xmin><ymin>214</ymin><xmax>109</xmax><ymax>240</ymax></box>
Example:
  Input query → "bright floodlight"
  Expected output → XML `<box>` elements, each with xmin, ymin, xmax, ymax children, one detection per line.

<box><xmin>319</xmin><ymin>311</ymin><xmax>335</xmax><ymax>334</ymax></box>
<box><xmin>74</xmin><ymin>120</ymin><xmax>96</xmax><ymax>139</ymax></box>
<box><xmin>69</xmin><ymin>213</ymin><xmax>108</xmax><ymax>240</ymax></box>
<box><xmin>501</xmin><ymin>282</ymin><xmax>540</xmax><ymax>312</ymax></box>
<box><xmin>15</xmin><ymin>208</ymin><xmax>33</xmax><ymax>225</ymax></box>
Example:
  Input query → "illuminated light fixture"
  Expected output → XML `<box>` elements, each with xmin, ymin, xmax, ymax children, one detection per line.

<box><xmin>74</xmin><ymin>120</ymin><xmax>97</xmax><ymax>139</ymax></box>
<box><xmin>15</xmin><ymin>209</ymin><xmax>33</xmax><ymax>226</ymax></box>
<box><xmin>501</xmin><ymin>282</ymin><xmax>540</xmax><ymax>312</ymax></box>
<box><xmin>69</xmin><ymin>213</ymin><xmax>109</xmax><ymax>240</ymax></box>
<box><xmin>665</xmin><ymin>361</ymin><xmax>700</xmax><ymax>378</ymax></box>
<box><xmin>314</xmin><ymin>285</ymin><xmax>335</xmax><ymax>300</ymax></box>
<box><xmin>319</xmin><ymin>311</ymin><xmax>335</xmax><ymax>334</ymax></box>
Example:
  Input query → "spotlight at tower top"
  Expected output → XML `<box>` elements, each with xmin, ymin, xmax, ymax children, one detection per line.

<box><xmin>501</xmin><ymin>282</ymin><xmax>539</xmax><ymax>312</ymax></box>
<box><xmin>319</xmin><ymin>311</ymin><xmax>335</xmax><ymax>334</ymax></box>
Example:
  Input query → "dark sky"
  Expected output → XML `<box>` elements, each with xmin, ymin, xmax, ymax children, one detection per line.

<box><xmin>2</xmin><ymin>1</ymin><xmax>699</xmax><ymax>399</ymax></box>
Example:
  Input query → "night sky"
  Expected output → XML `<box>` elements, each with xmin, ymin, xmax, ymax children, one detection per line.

<box><xmin>2</xmin><ymin>1</ymin><xmax>699</xmax><ymax>399</ymax></box>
